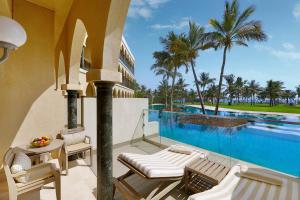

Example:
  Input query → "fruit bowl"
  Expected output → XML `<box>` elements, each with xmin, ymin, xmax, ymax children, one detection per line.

<box><xmin>31</xmin><ymin>136</ymin><xmax>52</xmax><ymax>148</ymax></box>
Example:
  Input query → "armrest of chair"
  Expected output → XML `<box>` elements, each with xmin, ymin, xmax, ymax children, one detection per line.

<box><xmin>85</xmin><ymin>135</ymin><xmax>91</xmax><ymax>144</ymax></box>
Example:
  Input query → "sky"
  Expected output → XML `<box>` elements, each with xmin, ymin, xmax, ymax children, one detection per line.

<box><xmin>124</xmin><ymin>0</ymin><xmax>300</xmax><ymax>90</ymax></box>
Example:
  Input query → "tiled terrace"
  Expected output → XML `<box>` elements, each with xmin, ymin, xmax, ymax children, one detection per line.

<box><xmin>1</xmin><ymin>138</ymin><xmax>300</xmax><ymax>200</ymax></box>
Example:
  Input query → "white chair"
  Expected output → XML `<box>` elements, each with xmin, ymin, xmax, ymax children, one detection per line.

<box><xmin>3</xmin><ymin>148</ymin><xmax>61</xmax><ymax>200</ymax></box>
<box><xmin>59</xmin><ymin>127</ymin><xmax>92</xmax><ymax>175</ymax></box>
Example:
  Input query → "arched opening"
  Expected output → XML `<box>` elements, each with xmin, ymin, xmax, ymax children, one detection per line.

<box><xmin>68</xmin><ymin>19</ymin><xmax>88</xmax><ymax>85</ymax></box>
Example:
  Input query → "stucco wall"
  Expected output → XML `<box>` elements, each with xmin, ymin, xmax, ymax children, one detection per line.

<box><xmin>0</xmin><ymin>0</ymin><xmax>67</xmax><ymax>165</ymax></box>
<box><xmin>83</xmin><ymin>98</ymin><xmax>149</xmax><ymax>148</ymax></box>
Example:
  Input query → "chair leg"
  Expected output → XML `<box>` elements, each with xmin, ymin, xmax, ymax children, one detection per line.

<box><xmin>54</xmin><ymin>173</ymin><xmax>61</xmax><ymax>200</ymax></box>
<box><xmin>113</xmin><ymin>181</ymin><xmax>116</xmax><ymax>197</ymax></box>
<box><xmin>65</xmin><ymin>154</ymin><xmax>68</xmax><ymax>175</ymax></box>
<box><xmin>89</xmin><ymin>148</ymin><xmax>92</xmax><ymax>167</ymax></box>
<box><xmin>9</xmin><ymin>192</ymin><xmax>17</xmax><ymax>200</ymax></box>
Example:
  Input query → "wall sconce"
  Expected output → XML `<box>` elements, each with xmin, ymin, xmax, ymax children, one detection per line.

<box><xmin>0</xmin><ymin>16</ymin><xmax>27</xmax><ymax>64</ymax></box>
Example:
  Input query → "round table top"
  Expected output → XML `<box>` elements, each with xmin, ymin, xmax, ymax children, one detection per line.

<box><xmin>18</xmin><ymin>139</ymin><xmax>64</xmax><ymax>154</ymax></box>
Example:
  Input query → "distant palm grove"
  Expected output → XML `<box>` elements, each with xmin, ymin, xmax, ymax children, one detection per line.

<box><xmin>134</xmin><ymin>0</ymin><xmax>300</xmax><ymax>115</ymax></box>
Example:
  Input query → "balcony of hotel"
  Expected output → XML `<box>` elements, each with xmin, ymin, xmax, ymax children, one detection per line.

<box><xmin>0</xmin><ymin>1</ymin><xmax>300</xmax><ymax>200</ymax></box>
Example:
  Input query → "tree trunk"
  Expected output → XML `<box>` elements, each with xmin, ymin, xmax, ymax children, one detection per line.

<box><xmin>165</xmin><ymin>76</ymin><xmax>169</xmax><ymax>108</ymax></box>
<box><xmin>214</xmin><ymin>46</ymin><xmax>228</xmax><ymax>115</ymax></box>
<box><xmin>170</xmin><ymin>67</ymin><xmax>177</xmax><ymax>112</ymax></box>
<box><xmin>190</xmin><ymin>61</ymin><xmax>206</xmax><ymax>114</ymax></box>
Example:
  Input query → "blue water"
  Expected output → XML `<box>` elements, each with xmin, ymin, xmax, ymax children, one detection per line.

<box><xmin>149</xmin><ymin>110</ymin><xmax>300</xmax><ymax>177</ymax></box>
<box><xmin>150</xmin><ymin>104</ymin><xmax>300</xmax><ymax>122</ymax></box>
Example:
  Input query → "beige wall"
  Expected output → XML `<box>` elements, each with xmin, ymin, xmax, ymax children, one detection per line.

<box><xmin>83</xmin><ymin>98</ymin><xmax>149</xmax><ymax>148</ymax></box>
<box><xmin>0</xmin><ymin>0</ymin><xmax>67</xmax><ymax>165</ymax></box>
<box><xmin>0</xmin><ymin>0</ymin><xmax>131</xmax><ymax>167</ymax></box>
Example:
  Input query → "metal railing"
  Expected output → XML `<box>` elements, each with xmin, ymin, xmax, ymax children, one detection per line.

<box><xmin>119</xmin><ymin>54</ymin><xmax>134</xmax><ymax>74</ymax></box>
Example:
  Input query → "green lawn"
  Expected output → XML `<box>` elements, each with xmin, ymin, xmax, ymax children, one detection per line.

<box><xmin>204</xmin><ymin>103</ymin><xmax>300</xmax><ymax>114</ymax></box>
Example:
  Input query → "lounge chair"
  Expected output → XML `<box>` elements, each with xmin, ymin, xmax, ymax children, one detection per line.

<box><xmin>114</xmin><ymin>145</ymin><xmax>206</xmax><ymax>200</ymax></box>
<box><xmin>188</xmin><ymin>165</ymin><xmax>300</xmax><ymax>200</ymax></box>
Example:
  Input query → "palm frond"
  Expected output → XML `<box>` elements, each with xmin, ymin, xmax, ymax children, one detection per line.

<box><xmin>233</xmin><ymin>21</ymin><xmax>267</xmax><ymax>42</ymax></box>
<box><xmin>233</xmin><ymin>6</ymin><xmax>255</xmax><ymax>32</ymax></box>
<box><xmin>209</xmin><ymin>19</ymin><xmax>225</xmax><ymax>34</ymax></box>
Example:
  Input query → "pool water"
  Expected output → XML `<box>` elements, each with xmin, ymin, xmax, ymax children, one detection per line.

<box><xmin>149</xmin><ymin>110</ymin><xmax>300</xmax><ymax>177</ymax></box>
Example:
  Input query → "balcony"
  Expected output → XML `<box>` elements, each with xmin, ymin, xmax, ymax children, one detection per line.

<box><xmin>119</xmin><ymin>54</ymin><xmax>134</xmax><ymax>75</ymax></box>
<box><xmin>120</xmin><ymin>77</ymin><xmax>134</xmax><ymax>90</ymax></box>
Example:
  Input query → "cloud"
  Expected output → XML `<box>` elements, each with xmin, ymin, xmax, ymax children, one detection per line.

<box><xmin>282</xmin><ymin>42</ymin><xmax>295</xmax><ymax>51</ymax></box>
<box><xmin>255</xmin><ymin>45</ymin><xmax>300</xmax><ymax>60</ymax></box>
<box><xmin>128</xmin><ymin>0</ymin><xmax>171</xmax><ymax>19</ymax></box>
<box><xmin>293</xmin><ymin>3</ymin><xmax>300</xmax><ymax>20</ymax></box>
<box><xmin>147</xmin><ymin>0</ymin><xmax>171</xmax><ymax>8</ymax></box>
<box><xmin>267</xmin><ymin>34</ymin><xmax>273</xmax><ymax>39</ymax></box>
<box><xmin>150</xmin><ymin>17</ymin><xmax>190</xmax><ymax>30</ymax></box>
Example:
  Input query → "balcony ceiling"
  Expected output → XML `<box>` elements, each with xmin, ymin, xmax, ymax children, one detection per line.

<box><xmin>26</xmin><ymin>0</ymin><xmax>55</xmax><ymax>11</ymax></box>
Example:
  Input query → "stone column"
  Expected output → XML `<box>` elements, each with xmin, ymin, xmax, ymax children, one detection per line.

<box><xmin>67</xmin><ymin>90</ymin><xmax>78</xmax><ymax>129</ymax></box>
<box><xmin>95</xmin><ymin>82</ymin><xmax>114</xmax><ymax>200</ymax></box>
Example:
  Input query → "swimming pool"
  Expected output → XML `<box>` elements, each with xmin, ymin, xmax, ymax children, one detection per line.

<box><xmin>149</xmin><ymin>110</ymin><xmax>300</xmax><ymax>177</ymax></box>
<box><xmin>150</xmin><ymin>104</ymin><xmax>300</xmax><ymax>122</ymax></box>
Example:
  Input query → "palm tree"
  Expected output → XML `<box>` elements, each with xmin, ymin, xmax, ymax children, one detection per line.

<box><xmin>281</xmin><ymin>90</ymin><xmax>296</xmax><ymax>104</ymax></box>
<box><xmin>209</xmin><ymin>0</ymin><xmax>267</xmax><ymax>115</ymax></box>
<box><xmin>206</xmin><ymin>84</ymin><xmax>218</xmax><ymax>105</ymax></box>
<box><xmin>224</xmin><ymin>74</ymin><xmax>236</xmax><ymax>105</ymax></box>
<box><xmin>235</xmin><ymin>77</ymin><xmax>245</xmax><ymax>103</ymax></box>
<box><xmin>152</xmin><ymin>51</ymin><xmax>174</xmax><ymax>107</ymax></box>
<box><xmin>182</xmin><ymin>22</ymin><xmax>214</xmax><ymax>114</ymax></box>
<box><xmin>174</xmin><ymin>78</ymin><xmax>189</xmax><ymax>101</ymax></box>
<box><xmin>248</xmin><ymin>80</ymin><xmax>260</xmax><ymax>105</ymax></box>
<box><xmin>198</xmin><ymin>72</ymin><xmax>216</xmax><ymax>93</ymax></box>
<box><xmin>187</xmin><ymin>89</ymin><xmax>197</xmax><ymax>103</ymax></box>
<box><xmin>296</xmin><ymin>85</ymin><xmax>300</xmax><ymax>104</ymax></box>
<box><xmin>265</xmin><ymin>80</ymin><xmax>284</xmax><ymax>106</ymax></box>
<box><xmin>156</xmin><ymin>79</ymin><xmax>169</xmax><ymax>105</ymax></box>
<box><xmin>160</xmin><ymin>32</ymin><xmax>188</xmax><ymax>111</ymax></box>
<box><xmin>242</xmin><ymin>84</ymin><xmax>251</xmax><ymax>103</ymax></box>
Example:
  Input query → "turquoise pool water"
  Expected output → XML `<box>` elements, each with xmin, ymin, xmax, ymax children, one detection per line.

<box><xmin>149</xmin><ymin>109</ymin><xmax>300</xmax><ymax>177</ymax></box>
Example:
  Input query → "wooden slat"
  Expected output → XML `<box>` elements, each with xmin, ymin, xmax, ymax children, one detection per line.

<box><xmin>199</xmin><ymin>161</ymin><xmax>215</xmax><ymax>174</ymax></box>
<box><xmin>205</xmin><ymin>163</ymin><xmax>220</xmax><ymax>176</ymax></box>
<box><xmin>195</xmin><ymin>160</ymin><xmax>210</xmax><ymax>171</ymax></box>
<box><xmin>210</xmin><ymin>165</ymin><xmax>225</xmax><ymax>178</ymax></box>
<box><xmin>215</xmin><ymin>167</ymin><xmax>230</xmax><ymax>183</ymax></box>
<box><xmin>189</xmin><ymin>158</ymin><xmax>205</xmax><ymax>170</ymax></box>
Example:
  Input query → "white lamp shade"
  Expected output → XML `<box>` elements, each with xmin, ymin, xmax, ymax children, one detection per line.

<box><xmin>0</xmin><ymin>16</ymin><xmax>27</xmax><ymax>48</ymax></box>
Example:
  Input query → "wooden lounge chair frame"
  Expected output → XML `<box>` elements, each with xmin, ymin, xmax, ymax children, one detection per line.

<box><xmin>113</xmin><ymin>156</ymin><xmax>183</xmax><ymax>200</ymax></box>
<box><xmin>3</xmin><ymin>148</ymin><xmax>61</xmax><ymax>200</ymax></box>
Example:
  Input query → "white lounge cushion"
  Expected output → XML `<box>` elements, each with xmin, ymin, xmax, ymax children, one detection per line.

<box><xmin>63</xmin><ymin>132</ymin><xmax>85</xmax><ymax>146</ymax></box>
<box><xmin>119</xmin><ymin>145</ymin><xmax>204</xmax><ymax>178</ymax></box>
<box><xmin>169</xmin><ymin>145</ymin><xmax>193</xmax><ymax>155</ymax></box>
<box><xmin>10</xmin><ymin>152</ymin><xmax>32</xmax><ymax>183</ymax></box>
<box><xmin>188</xmin><ymin>165</ymin><xmax>241</xmax><ymax>200</ymax></box>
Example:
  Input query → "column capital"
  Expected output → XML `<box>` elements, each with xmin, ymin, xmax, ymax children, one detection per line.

<box><xmin>61</xmin><ymin>83</ymin><xmax>83</xmax><ymax>91</ymax></box>
<box><xmin>86</xmin><ymin>69</ymin><xmax>122</xmax><ymax>84</ymax></box>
